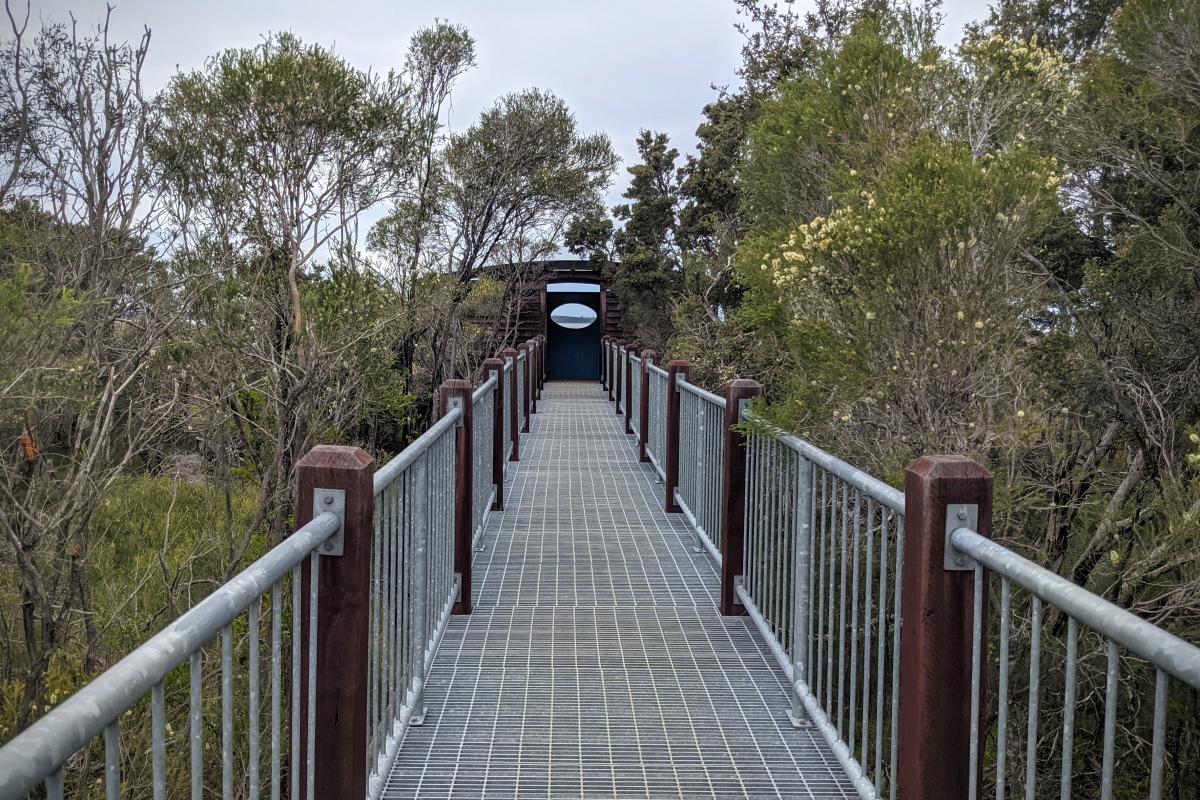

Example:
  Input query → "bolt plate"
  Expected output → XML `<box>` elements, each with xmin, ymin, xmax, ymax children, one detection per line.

<box><xmin>314</xmin><ymin>488</ymin><xmax>346</xmax><ymax>556</ymax></box>
<box><xmin>944</xmin><ymin>503</ymin><xmax>978</xmax><ymax>571</ymax></box>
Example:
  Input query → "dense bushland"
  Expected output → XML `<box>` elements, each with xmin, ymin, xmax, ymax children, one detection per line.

<box><xmin>584</xmin><ymin>0</ymin><xmax>1200</xmax><ymax>795</ymax></box>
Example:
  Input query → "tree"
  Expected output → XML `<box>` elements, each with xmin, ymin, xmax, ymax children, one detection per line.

<box><xmin>153</xmin><ymin>33</ymin><xmax>420</xmax><ymax>541</ymax></box>
<box><xmin>373</xmin><ymin>88</ymin><xmax>617</xmax><ymax>396</ymax></box>
<box><xmin>609</xmin><ymin>131</ymin><xmax>683</xmax><ymax>350</ymax></box>
<box><xmin>0</xmin><ymin>9</ymin><xmax>177</xmax><ymax>723</ymax></box>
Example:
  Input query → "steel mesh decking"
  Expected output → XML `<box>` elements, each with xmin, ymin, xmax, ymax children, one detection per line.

<box><xmin>383</xmin><ymin>382</ymin><xmax>856</xmax><ymax>799</ymax></box>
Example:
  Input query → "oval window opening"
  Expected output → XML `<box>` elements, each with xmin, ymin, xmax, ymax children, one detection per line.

<box><xmin>550</xmin><ymin>303</ymin><xmax>597</xmax><ymax>330</ymax></box>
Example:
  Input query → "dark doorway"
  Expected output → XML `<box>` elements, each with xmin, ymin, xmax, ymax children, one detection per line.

<box><xmin>547</xmin><ymin>291</ymin><xmax>601</xmax><ymax>380</ymax></box>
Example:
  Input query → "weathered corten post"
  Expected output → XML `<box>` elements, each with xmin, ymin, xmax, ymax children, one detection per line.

<box><xmin>437</xmin><ymin>379</ymin><xmax>474</xmax><ymax>615</ymax></box>
<box><xmin>517</xmin><ymin>343</ymin><xmax>531</xmax><ymax>433</ymax></box>
<box><xmin>638</xmin><ymin>350</ymin><xmax>655</xmax><ymax>462</ymax></box>
<box><xmin>295</xmin><ymin>445</ymin><xmax>375</xmax><ymax>800</ymax></box>
<box><xmin>718</xmin><ymin>379</ymin><xmax>763</xmax><ymax>616</ymax></box>
<box><xmin>624</xmin><ymin>345</ymin><xmax>634</xmax><ymax>434</ymax></box>
<box><xmin>501</xmin><ymin>347</ymin><xmax>519</xmax><ymax>461</ymax></box>
<box><xmin>664</xmin><ymin>359</ymin><xmax>690</xmax><ymax>513</ymax></box>
<box><xmin>484</xmin><ymin>357</ymin><xmax>505</xmax><ymax>511</ymax></box>
<box><xmin>897</xmin><ymin>455</ymin><xmax>992</xmax><ymax>800</ymax></box>
<box><xmin>614</xmin><ymin>340</ymin><xmax>625</xmax><ymax>415</ymax></box>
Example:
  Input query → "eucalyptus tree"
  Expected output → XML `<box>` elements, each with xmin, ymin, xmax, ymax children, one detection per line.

<box><xmin>0</xmin><ymin>7</ymin><xmax>177</xmax><ymax>722</ymax></box>
<box><xmin>153</xmin><ymin>32</ymin><xmax>421</xmax><ymax>540</ymax></box>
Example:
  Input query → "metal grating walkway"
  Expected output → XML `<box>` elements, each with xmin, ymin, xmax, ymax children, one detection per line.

<box><xmin>383</xmin><ymin>382</ymin><xmax>855</xmax><ymax>799</ymax></box>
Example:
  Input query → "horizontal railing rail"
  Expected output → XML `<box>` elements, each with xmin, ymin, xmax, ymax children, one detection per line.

<box><xmin>598</xmin><ymin>344</ymin><xmax>1200</xmax><ymax>800</ymax></box>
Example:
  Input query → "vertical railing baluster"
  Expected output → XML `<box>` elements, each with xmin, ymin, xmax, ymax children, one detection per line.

<box><xmin>152</xmin><ymin>679</ymin><xmax>166</xmax><ymax>800</ymax></box>
<box><xmin>222</xmin><ymin>622</ymin><xmax>233</xmax><ymax>798</ymax></box>
<box><xmin>104</xmin><ymin>721</ymin><xmax>119</xmax><ymax>800</ymax></box>
<box><xmin>191</xmin><ymin>648</ymin><xmax>203</xmax><ymax>800</ymax></box>
<box><xmin>1024</xmin><ymin>597</ymin><xmax>1042</xmax><ymax>800</ymax></box>
<box><xmin>1149</xmin><ymin>669</ymin><xmax>1168</xmax><ymax>800</ymax></box>
<box><xmin>249</xmin><ymin>597</ymin><xmax>261</xmax><ymax>799</ymax></box>
<box><xmin>996</xmin><ymin>577</ymin><xmax>1010</xmax><ymax>800</ymax></box>
<box><xmin>1100</xmin><ymin>639</ymin><xmax>1119</xmax><ymax>800</ymax></box>
<box><xmin>1058</xmin><ymin>617</ymin><xmax>1078</xmax><ymax>800</ymax></box>
<box><xmin>790</xmin><ymin>454</ymin><xmax>814</xmax><ymax>726</ymax></box>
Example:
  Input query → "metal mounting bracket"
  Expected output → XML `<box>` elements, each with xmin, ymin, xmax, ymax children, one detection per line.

<box><xmin>314</xmin><ymin>488</ymin><xmax>346</xmax><ymax>556</ymax></box>
<box><xmin>944</xmin><ymin>503</ymin><xmax>977</xmax><ymax>571</ymax></box>
<box><xmin>447</xmin><ymin>395</ymin><xmax>465</xmax><ymax>428</ymax></box>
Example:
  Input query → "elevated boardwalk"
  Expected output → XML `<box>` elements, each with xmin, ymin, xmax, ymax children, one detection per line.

<box><xmin>384</xmin><ymin>382</ymin><xmax>854</xmax><ymax>799</ymax></box>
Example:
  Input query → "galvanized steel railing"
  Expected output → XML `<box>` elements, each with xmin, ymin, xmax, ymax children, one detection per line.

<box><xmin>629</xmin><ymin>351</ymin><xmax>642</xmax><ymax>439</ymax></box>
<box><xmin>738</xmin><ymin>411</ymin><xmax>906</xmax><ymax>800</ymax></box>
<box><xmin>0</xmin><ymin>512</ymin><xmax>341</xmax><ymax>800</ymax></box>
<box><xmin>365</xmin><ymin>405</ymin><xmax>462</xmax><ymax>799</ymax></box>
<box><xmin>516</xmin><ymin>350</ymin><xmax>526</xmax><ymax>434</ymax></box>
<box><xmin>675</xmin><ymin>377</ymin><xmax>726</xmax><ymax>563</ymax></box>
<box><xmin>600</xmin><ymin>343</ymin><xmax>1200</xmax><ymax>799</ymax></box>
<box><xmin>471</xmin><ymin>376</ymin><xmax>497</xmax><ymax>546</ymax></box>
<box><xmin>950</xmin><ymin>527</ymin><xmax>1200</xmax><ymax>800</ymax></box>
<box><xmin>645</xmin><ymin>362</ymin><xmax>668</xmax><ymax>480</ymax></box>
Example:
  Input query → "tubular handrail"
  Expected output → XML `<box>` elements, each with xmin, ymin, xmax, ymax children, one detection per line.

<box><xmin>953</xmin><ymin>528</ymin><xmax>1200</xmax><ymax>689</ymax></box>
<box><xmin>372</xmin><ymin>406</ymin><xmax>462</xmax><ymax>496</ymax></box>
<box><xmin>0</xmin><ymin>512</ymin><xmax>341</xmax><ymax>800</ymax></box>
<box><xmin>472</xmin><ymin>373</ymin><xmax>497</xmax><ymax>404</ymax></box>
<box><xmin>647</xmin><ymin>362</ymin><xmax>667</xmax><ymax>378</ymax></box>
<box><xmin>677</xmin><ymin>375</ymin><xmax>727</xmax><ymax>408</ymax></box>
<box><xmin>742</xmin><ymin>408</ymin><xmax>905</xmax><ymax>514</ymax></box>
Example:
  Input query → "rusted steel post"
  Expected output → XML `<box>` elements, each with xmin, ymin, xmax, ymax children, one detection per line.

<box><xmin>638</xmin><ymin>350</ymin><xmax>655</xmax><ymax>462</ymax></box>
<box><xmin>664</xmin><ymin>359</ymin><xmax>690</xmax><ymax>513</ymax></box>
<box><xmin>295</xmin><ymin>445</ymin><xmax>375</xmax><ymax>800</ymax></box>
<box><xmin>484</xmin><ymin>357</ymin><xmax>505</xmax><ymax>511</ymax></box>
<box><xmin>437</xmin><ymin>379</ymin><xmax>474</xmax><ymax>615</ymax></box>
<box><xmin>898</xmin><ymin>455</ymin><xmax>992</xmax><ymax>800</ymax></box>
<box><xmin>614</xmin><ymin>340</ymin><xmax>625</xmax><ymax>415</ymax></box>
<box><xmin>624</xmin><ymin>345</ymin><xmax>634</xmax><ymax>434</ymax></box>
<box><xmin>517</xmin><ymin>343</ymin><xmax>531</xmax><ymax>433</ymax></box>
<box><xmin>501</xmin><ymin>347</ymin><xmax>519</xmax><ymax>461</ymax></box>
<box><xmin>719</xmin><ymin>379</ymin><xmax>763</xmax><ymax>615</ymax></box>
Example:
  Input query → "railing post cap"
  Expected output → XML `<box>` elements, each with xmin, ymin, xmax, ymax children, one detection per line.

<box><xmin>296</xmin><ymin>444</ymin><xmax>373</xmax><ymax>472</ymax></box>
<box><xmin>516</xmin><ymin>342</ymin><xmax>529</xmax><ymax>352</ymax></box>
<box><xmin>439</xmin><ymin>378</ymin><xmax>473</xmax><ymax>392</ymax></box>
<box><xmin>499</xmin><ymin>347</ymin><xmax>517</xmax><ymax>358</ymax></box>
<box><xmin>666</xmin><ymin>359</ymin><xmax>690</xmax><ymax>370</ymax></box>
<box><xmin>726</xmin><ymin>378</ymin><xmax>763</xmax><ymax>395</ymax></box>
<box><xmin>905</xmin><ymin>454</ymin><xmax>992</xmax><ymax>482</ymax></box>
<box><xmin>483</xmin><ymin>356</ymin><xmax>503</xmax><ymax>369</ymax></box>
<box><xmin>641</xmin><ymin>348</ymin><xmax>656</xmax><ymax>360</ymax></box>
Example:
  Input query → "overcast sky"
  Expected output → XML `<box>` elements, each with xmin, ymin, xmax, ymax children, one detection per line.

<box><xmin>36</xmin><ymin>0</ymin><xmax>994</xmax><ymax>209</ymax></box>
